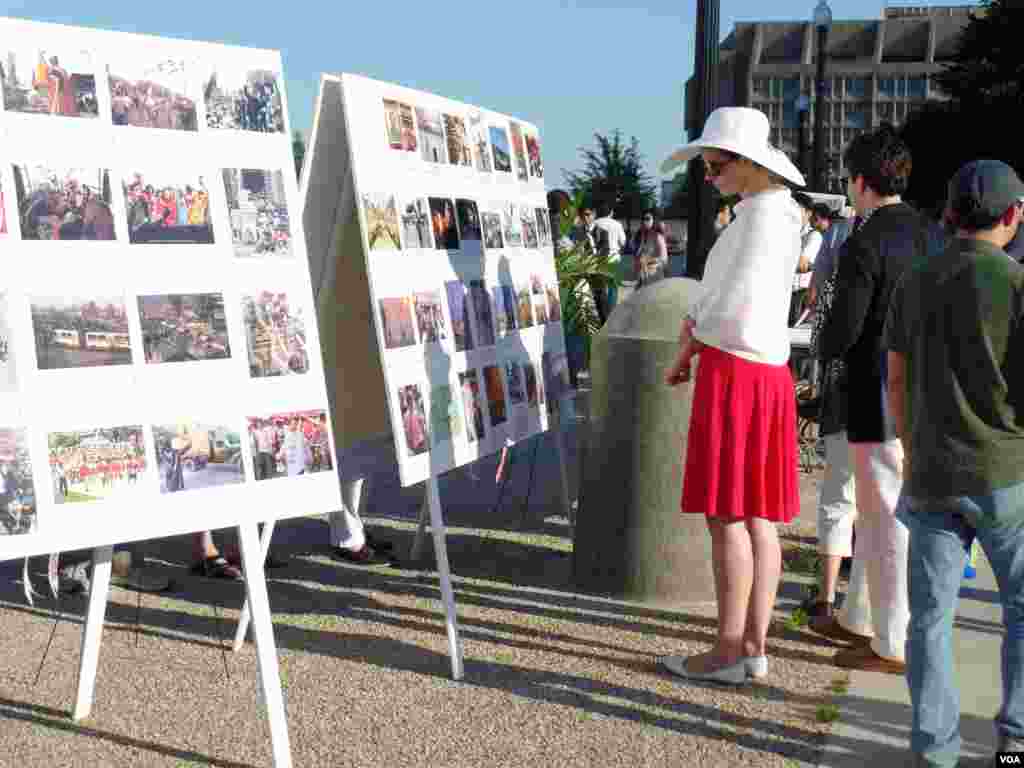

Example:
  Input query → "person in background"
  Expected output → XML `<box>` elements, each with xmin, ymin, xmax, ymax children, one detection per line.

<box><xmin>573</xmin><ymin>207</ymin><xmax>595</xmax><ymax>252</ymax></box>
<box><xmin>790</xmin><ymin>192</ymin><xmax>824</xmax><ymax>327</ymax></box>
<box><xmin>633</xmin><ymin>211</ymin><xmax>669</xmax><ymax>287</ymax></box>
<box><xmin>1006</xmin><ymin>197</ymin><xmax>1024</xmax><ymax>262</ymax></box>
<box><xmin>591</xmin><ymin>201</ymin><xmax>627</xmax><ymax>322</ymax></box>
<box><xmin>885</xmin><ymin>160</ymin><xmax>1024</xmax><ymax>767</ymax></box>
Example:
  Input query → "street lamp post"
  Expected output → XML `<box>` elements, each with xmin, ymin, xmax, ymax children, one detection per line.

<box><xmin>812</xmin><ymin>0</ymin><xmax>832</xmax><ymax>192</ymax></box>
<box><xmin>796</xmin><ymin>94</ymin><xmax>810</xmax><ymax>179</ymax></box>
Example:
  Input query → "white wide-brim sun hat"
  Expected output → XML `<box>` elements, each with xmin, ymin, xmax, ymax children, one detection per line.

<box><xmin>661</xmin><ymin>107</ymin><xmax>806</xmax><ymax>188</ymax></box>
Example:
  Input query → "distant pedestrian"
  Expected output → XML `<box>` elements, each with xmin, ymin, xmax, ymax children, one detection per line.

<box><xmin>591</xmin><ymin>202</ymin><xmax>627</xmax><ymax>321</ymax></box>
<box><xmin>633</xmin><ymin>211</ymin><xmax>668</xmax><ymax>287</ymax></box>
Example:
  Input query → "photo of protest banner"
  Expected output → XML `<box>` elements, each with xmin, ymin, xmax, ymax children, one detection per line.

<box><xmin>222</xmin><ymin>168</ymin><xmax>292</xmax><ymax>258</ymax></box>
<box><xmin>468</xmin><ymin>111</ymin><xmax>491</xmax><ymax>173</ymax></box>
<box><xmin>508</xmin><ymin>122</ymin><xmax>529</xmax><ymax>182</ymax></box>
<box><xmin>247</xmin><ymin>410</ymin><xmax>333</xmax><ymax>480</ymax></box>
<box><xmin>138</xmin><ymin>293</ymin><xmax>230</xmax><ymax>364</ymax></box>
<box><xmin>362</xmin><ymin>191</ymin><xmax>401</xmax><ymax>251</ymax></box>
<box><xmin>489</xmin><ymin>125</ymin><xmax>512</xmax><ymax>173</ymax></box>
<box><xmin>242</xmin><ymin>290</ymin><xmax>309</xmax><ymax>377</ymax></box>
<box><xmin>521</xmin><ymin>207</ymin><xmax>539</xmax><ymax>249</ymax></box>
<box><xmin>400</xmin><ymin>197</ymin><xmax>432</xmax><ymax>249</ymax></box>
<box><xmin>429</xmin><ymin>197</ymin><xmax>459</xmax><ymax>251</ymax></box>
<box><xmin>415</xmin><ymin>107</ymin><xmax>446</xmax><ymax>164</ymax></box>
<box><xmin>398</xmin><ymin>383</ymin><xmax>429</xmax><ymax>457</ymax></box>
<box><xmin>153</xmin><ymin>421</ymin><xmax>244</xmax><ymax>493</ymax></box>
<box><xmin>379</xmin><ymin>297</ymin><xmax>417</xmax><ymax>349</ymax></box>
<box><xmin>0</xmin><ymin>45</ymin><xmax>97</xmax><ymax>119</ymax></box>
<box><xmin>546</xmin><ymin>285</ymin><xmax>562</xmax><ymax>322</ymax></box>
<box><xmin>455</xmin><ymin>199</ymin><xmax>481</xmax><ymax>243</ymax></box>
<box><xmin>383</xmin><ymin>99</ymin><xmax>417</xmax><ymax>152</ymax></box>
<box><xmin>107</xmin><ymin>57</ymin><xmax>198</xmax><ymax>131</ymax></box>
<box><xmin>430</xmin><ymin>383</ymin><xmax>462</xmax><ymax>443</ymax></box>
<box><xmin>0</xmin><ymin>429</ymin><xmax>36</xmax><ymax>536</ymax></box>
<box><xmin>459</xmin><ymin>370</ymin><xmax>485</xmax><ymax>443</ymax></box>
<box><xmin>0</xmin><ymin>293</ymin><xmax>17</xmax><ymax>392</ymax></box>
<box><xmin>516</xmin><ymin>285</ymin><xmax>534</xmax><ymax>329</ymax></box>
<box><xmin>469</xmin><ymin>280</ymin><xmax>496</xmax><ymax>348</ymax></box>
<box><xmin>482</xmin><ymin>365</ymin><xmax>507</xmax><ymax>427</ymax></box>
<box><xmin>535</xmin><ymin>207</ymin><xmax>551</xmax><ymax>247</ymax></box>
<box><xmin>13</xmin><ymin>164</ymin><xmax>114</xmax><ymax>241</ymax></box>
<box><xmin>444</xmin><ymin>280</ymin><xmax>474</xmax><ymax>353</ymax></box>
<box><xmin>122</xmin><ymin>171</ymin><xmax>213</xmax><ymax>244</ymax></box>
<box><xmin>502</xmin><ymin>202</ymin><xmax>522</xmax><ymax>247</ymax></box>
<box><xmin>481</xmin><ymin>211</ymin><xmax>503</xmax><ymax>251</ymax></box>
<box><xmin>30</xmin><ymin>294</ymin><xmax>131</xmax><ymax>370</ymax></box>
<box><xmin>413</xmin><ymin>290</ymin><xmax>447</xmax><ymax>345</ymax></box>
<box><xmin>444</xmin><ymin>114</ymin><xmax>471</xmax><ymax>167</ymax></box>
<box><xmin>504</xmin><ymin>361</ymin><xmax>525</xmax><ymax>405</ymax></box>
<box><xmin>525</xmin><ymin>128</ymin><xmax>544</xmax><ymax>178</ymax></box>
<box><xmin>203</xmin><ymin>65</ymin><xmax>284</xmax><ymax>133</ymax></box>
<box><xmin>48</xmin><ymin>425</ymin><xmax>146</xmax><ymax>504</ymax></box>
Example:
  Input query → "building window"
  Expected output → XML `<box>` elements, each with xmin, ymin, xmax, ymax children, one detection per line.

<box><xmin>897</xmin><ymin>77</ymin><xmax>907</xmax><ymax>98</ymax></box>
<box><xmin>832</xmin><ymin>103</ymin><xmax>843</xmax><ymax>123</ymax></box>
<box><xmin>782</xmin><ymin>100</ymin><xmax>798</xmax><ymax>129</ymax></box>
<box><xmin>753</xmin><ymin>78</ymin><xmax>769</xmax><ymax>97</ymax></box>
<box><xmin>770</xmin><ymin>78</ymin><xmax>782</xmax><ymax>99</ymax></box>
<box><xmin>783</xmin><ymin>77</ymin><xmax>800</xmax><ymax>101</ymax></box>
<box><xmin>831</xmin><ymin>128</ymin><xmax>843</xmax><ymax>150</ymax></box>
<box><xmin>878</xmin><ymin>77</ymin><xmax>895</xmax><ymax>98</ymax></box>
<box><xmin>769</xmin><ymin>103</ymin><xmax>781</xmax><ymax>123</ymax></box>
<box><xmin>896</xmin><ymin>102</ymin><xmax>908</xmax><ymax>122</ymax></box>
<box><xmin>877</xmin><ymin>102</ymin><xmax>893</xmax><ymax>120</ymax></box>
<box><xmin>754</xmin><ymin>101</ymin><xmax>770</xmax><ymax>118</ymax></box>
<box><xmin>845</xmin><ymin>77</ymin><xmax>869</xmax><ymax>99</ymax></box>
<box><xmin>833</xmin><ymin>77</ymin><xmax>843</xmax><ymax>97</ymax></box>
<box><xmin>908</xmin><ymin>76</ymin><xmax>927</xmax><ymax>99</ymax></box>
<box><xmin>846</xmin><ymin>106</ymin><xmax>867</xmax><ymax>130</ymax></box>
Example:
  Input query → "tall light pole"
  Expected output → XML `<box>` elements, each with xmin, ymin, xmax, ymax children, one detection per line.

<box><xmin>796</xmin><ymin>94</ymin><xmax>810</xmax><ymax>179</ymax></box>
<box><xmin>812</xmin><ymin>0</ymin><xmax>832</xmax><ymax>192</ymax></box>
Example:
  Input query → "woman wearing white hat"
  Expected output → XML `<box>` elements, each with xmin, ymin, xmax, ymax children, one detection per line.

<box><xmin>661</xmin><ymin>107</ymin><xmax>805</xmax><ymax>684</ymax></box>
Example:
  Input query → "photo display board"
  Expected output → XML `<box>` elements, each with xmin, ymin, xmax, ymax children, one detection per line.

<box><xmin>0</xmin><ymin>17</ymin><xmax>342</xmax><ymax>560</ymax></box>
<box><xmin>333</xmin><ymin>74</ymin><xmax>570</xmax><ymax>487</ymax></box>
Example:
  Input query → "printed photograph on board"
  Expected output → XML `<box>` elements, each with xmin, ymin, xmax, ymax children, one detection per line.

<box><xmin>534</xmin><ymin>298</ymin><xmax>549</xmax><ymax>325</ymax></box>
<box><xmin>489</xmin><ymin>125</ymin><xmax>512</xmax><ymax>173</ymax></box>
<box><xmin>379</xmin><ymin>297</ymin><xmax>417</xmax><ymax>349</ymax></box>
<box><xmin>509</xmin><ymin>122</ymin><xmax>529</xmax><ymax>181</ymax></box>
<box><xmin>469</xmin><ymin>280</ymin><xmax>496</xmax><ymax>348</ymax></box>
<box><xmin>138</xmin><ymin>293</ymin><xmax>230</xmax><ymax>364</ymax></box>
<box><xmin>48</xmin><ymin>426</ymin><xmax>146</xmax><ymax>504</ymax></box>
<box><xmin>1</xmin><ymin>46</ymin><xmax>97</xmax><ymax>118</ymax></box>
<box><xmin>0</xmin><ymin>293</ymin><xmax>16</xmax><ymax>391</ymax></box>
<box><xmin>383</xmin><ymin>99</ymin><xmax>417</xmax><ymax>152</ymax></box>
<box><xmin>468</xmin><ymin>111</ymin><xmax>492</xmax><ymax>173</ymax></box>
<box><xmin>481</xmin><ymin>212</ymin><xmax>503</xmax><ymax>250</ymax></box>
<box><xmin>108</xmin><ymin>57</ymin><xmax>198</xmax><ymax>130</ymax></box>
<box><xmin>400</xmin><ymin>197</ymin><xmax>432</xmax><ymax>249</ymax></box>
<box><xmin>483</xmin><ymin>365</ymin><xmax>507</xmax><ymax>427</ymax></box>
<box><xmin>242</xmin><ymin>291</ymin><xmax>309</xmax><ymax>377</ymax></box>
<box><xmin>430</xmin><ymin>383</ymin><xmax>462</xmax><ymax>443</ymax></box>
<box><xmin>543</xmin><ymin>351</ymin><xmax>571</xmax><ymax>408</ymax></box>
<box><xmin>153</xmin><ymin>421</ymin><xmax>244</xmax><ymax>493</ymax></box>
<box><xmin>13</xmin><ymin>165</ymin><xmax>115</xmax><ymax>241</ymax></box>
<box><xmin>428</xmin><ymin>197</ymin><xmax>459</xmax><ymax>251</ymax></box>
<box><xmin>492</xmin><ymin>286</ymin><xmax>509</xmax><ymax>337</ymax></box>
<box><xmin>30</xmin><ymin>295</ymin><xmax>131</xmax><ymax>370</ymax></box>
<box><xmin>525</xmin><ymin>128</ymin><xmax>544</xmax><ymax>178</ymax></box>
<box><xmin>444</xmin><ymin>114</ymin><xmax>471</xmax><ymax>167</ymax></box>
<box><xmin>505</xmin><ymin>361</ymin><xmax>525</xmax><ymax>405</ymax></box>
<box><xmin>524</xmin><ymin>362</ymin><xmax>539</xmax><ymax>406</ymax></box>
<box><xmin>500</xmin><ymin>285</ymin><xmax>518</xmax><ymax>334</ymax></box>
<box><xmin>455</xmin><ymin>199</ymin><xmax>481</xmax><ymax>242</ymax></box>
<box><xmin>531</xmin><ymin>273</ymin><xmax>544</xmax><ymax>295</ymax></box>
<box><xmin>123</xmin><ymin>171</ymin><xmax>213</xmax><ymax>244</ymax></box>
<box><xmin>521</xmin><ymin>207</ymin><xmax>539</xmax><ymax>249</ymax></box>
<box><xmin>502</xmin><ymin>203</ymin><xmax>522</xmax><ymax>247</ymax></box>
<box><xmin>547</xmin><ymin>285</ymin><xmax>562</xmax><ymax>322</ymax></box>
<box><xmin>535</xmin><ymin>207</ymin><xmax>552</xmax><ymax>247</ymax></box>
<box><xmin>516</xmin><ymin>285</ymin><xmax>534</xmax><ymax>329</ymax></box>
<box><xmin>413</xmin><ymin>289</ymin><xmax>447</xmax><ymax>344</ymax></box>
<box><xmin>459</xmin><ymin>370</ymin><xmax>485</xmax><ymax>443</ymax></box>
<box><xmin>0</xmin><ymin>177</ymin><xmax>7</xmax><ymax>235</ymax></box>
<box><xmin>248</xmin><ymin>411</ymin><xmax>333</xmax><ymax>480</ymax></box>
<box><xmin>203</xmin><ymin>66</ymin><xmax>284</xmax><ymax>133</ymax></box>
<box><xmin>444</xmin><ymin>280</ymin><xmax>474</xmax><ymax>353</ymax></box>
<box><xmin>0</xmin><ymin>429</ymin><xmax>36</xmax><ymax>536</ymax></box>
<box><xmin>398</xmin><ymin>384</ymin><xmax>429</xmax><ymax>457</ymax></box>
<box><xmin>415</xmin><ymin>107</ymin><xmax>447</xmax><ymax>164</ymax></box>
<box><xmin>362</xmin><ymin>192</ymin><xmax>401</xmax><ymax>251</ymax></box>
<box><xmin>223</xmin><ymin>168</ymin><xmax>292</xmax><ymax>258</ymax></box>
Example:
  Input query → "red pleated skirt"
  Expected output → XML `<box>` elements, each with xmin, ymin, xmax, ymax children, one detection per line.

<box><xmin>681</xmin><ymin>344</ymin><xmax>800</xmax><ymax>523</ymax></box>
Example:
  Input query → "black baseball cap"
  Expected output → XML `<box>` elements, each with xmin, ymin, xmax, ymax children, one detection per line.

<box><xmin>947</xmin><ymin>160</ymin><xmax>1024</xmax><ymax>230</ymax></box>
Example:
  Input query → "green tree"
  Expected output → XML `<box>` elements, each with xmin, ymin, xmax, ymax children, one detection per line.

<box><xmin>932</xmin><ymin>1</ymin><xmax>1022</xmax><ymax>105</ymax></box>
<box><xmin>292</xmin><ymin>131</ymin><xmax>306</xmax><ymax>181</ymax></box>
<box><xmin>563</xmin><ymin>130</ymin><xmax>657</xmax><ymax>221</ymax></box>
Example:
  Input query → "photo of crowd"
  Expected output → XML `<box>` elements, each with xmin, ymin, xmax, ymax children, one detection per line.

<box><xmin>0</xmin><ymin>429</ymin><xmax>36</xmax><ymax>536</ymax></box>
<box><xmin>521</xmin><ymin>207</ymin><xmax>539</xmax><ymax>249</ymax></box>
<box><xmin>108</xmin><ymin>58</ymin><xmax>197</xmax><ymax>131</ymax></box>
<box><xmin>525</xmin><ymin>129</ymin><xmax>544</xmax><ymax>178</ymax></box>
<box><xmin>363</xmin><ymin>192</ymin><xmax>401</xmax><ymax>251</ymax></box>
<box><xmin>509</xmin><ymin>122</ymin><xmax>529</xmax><ymax>182</ymax></box>
<box><xmin>430</xmin><ymin>384</ymin><xmax>462</xmax><ymax>443</ymax></box>
<box><xmin>483</xmin><ymin>365</ymin><xmax>507</xmax><ymax>427</ymax></box>
<box><xmin>459</xmin><ymin>370</ymin><xmax>485</xmax><ymax>443</ymax></box>
<box><xmin>416</xmin><ymin>107</ymin><xmax>446</xmax><ymax>164</ymax></box>
<box><xmin>153</xmin><ymin>422</ymin><xmax>244</xmax><ymax>493</ymax></box>
<box><xmin>468</xmin><ymin>112</ymin><xmax>492</xmax><ymax>173</ymax></box>
<box><xmin>0</xmin><ymin>294</ymin><xmax>16</xmax><ymax>391</ymax></box>
<box><xmin>502</xmin><ymin>203</ymin><xmax>522</xmax><ymax>247</ymax></box>
<box><xmin>400</xmin><ymin>197</ymin><xmax>432</xmax><ymax>249</ymax></box>
<box><xmin>242</xmin><ymin>291</ymin><xmax>308</xmax><ymax>377</ymax></box>
<box><xmin>31</xmin><ymin>294</ymin><xmax>131</xmax><ymax>370</ymax></box>
<box><xmin>547</xmin><ymin>285</ymin><xmax>562</xmax><ymax>322</ymax></box>
<box><xmin>413</xmin><ymin>290</ymin><xmax>447</xmax><ymax>344</ymax></box>
<box><xmin>469</xmin><ymin>280</ymin><xmax>495</xmax><ymax>347</ymax></box>
<box><xmin>383</xmin><ymin>99</ymin><xmax>417</xmax><ymax>152</ymax></box>
<box><xmin>482</xmin><ymin>212</ymin><xmax>503</xmax><ymax>250</ymax></box>
<box><xmin>444</xmin><ymin>280</ymin><xmax>474</xmax><ymax>353</ymax></box>
<box><xmin>379</xmin><ymin>297</ymin><xmax>417</xmax><ymax>349</ymax></box>
<box><xmin>204</xmin><ymin>66</ymin><xmax>284</xmax><ymax>133</ymax></box>
<box><xmin>14</xmin><ymin>165</ymin><xmax>115</xmax><ymax>241</ymax></box>
<box><xmin>123</xmin><ymin>172</ymin><xmax>213</xmax><ymax>244</ymax></box>
<box><xmin>505</xmin><ymin>361</ymin><xmax>525</xmax><ymax>405</ymax></box>
<box><xmin>444</xmin><ymin>114</ymin><xmax>471</xmax><ymax>167</ymax></box>
<box><xmin>516</xmin><ymin>285</ymin><xmax>534</xmax><ymax>329</ymax></box>
<box><xmin>247</xmin><ymin>411</ymin><xmax>332</xmax><ymax>480</ymax></box>
<box><xmin>48</xmin><ymin>426</ymin><xmax>146</xmax><ymax>504</ymax></box>
<box><xmin>138</xmin><ymin>293</ymin><xmax>230</xmax><ymax>364</ymax></box>
<box><xmin>455</xmin><ymin>199</ymin><xmax>481</xmax><ymax>242</ymax></box>
<box><xmin>1</xmin><ymin>47</ymin><xmax>98</xmax><ymax>118</ymax></box>
<box><xmin>223</xmin><ymin>168</ymin><xmax>292</xmax><ymax>258</ymax></box>
<box><xmin>535</xmin><ymin>207</ymin><xmax>552</xmax><ymax>247</ymax></box>
<box><xmin>429</xmin><ymin>197</ymin><xmax>459</xmax><ymax>251</ymax></box>
<box><xmin>398</xmin><ymin>384</ymin><xmax>429</xmax><ymax>457</ymax></box>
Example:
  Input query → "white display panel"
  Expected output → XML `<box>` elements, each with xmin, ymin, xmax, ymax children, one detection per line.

<box><xmin>333</xmin><ymin>74</ymin><xmax>570</xmax><ymax>487</ymax></box>
<box><xmin>0</xmin><ymin>17</ymin><xmax>341</xmax><ymax>560</ymax></box>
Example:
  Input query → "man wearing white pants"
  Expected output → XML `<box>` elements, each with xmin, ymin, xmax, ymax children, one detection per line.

<box><xmin>328</xmin><ymin>438</ymin><xmax>397</xmax><ymax>565</ymax></box>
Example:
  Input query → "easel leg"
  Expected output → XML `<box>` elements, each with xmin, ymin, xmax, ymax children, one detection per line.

<box><xmin>426</xmin><ymin>476</ymin><xmax>464</xmax><ymax>680</ymax></box>
<box><xmin>554</xmin><ymin>403</ymin><xmax>574</xmax><ymax>534</ymax></box>
<box><xmin>237</xmin><ymin>522</ymin><xmax>292</xmax><ymax>768</ymax></box>
<box><xmin>232</xmin><ymin>520</ymin><xmax>276</xmax><ymax>652</ymax></box>
<box><xmin>73</xmin><ymin>545</ymin><xmax>113</xmax><ymax>721</ymax></box>
<box><xmin>409</xmin><ymin>489</ymin><xmax>430</xmax><ymax>563</ymax></box>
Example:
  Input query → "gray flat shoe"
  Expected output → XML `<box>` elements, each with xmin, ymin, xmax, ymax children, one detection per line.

<box><xmin>658</xmin><ymin>654</ymin><xmax>747</xmax><ymax>685</ymax></box>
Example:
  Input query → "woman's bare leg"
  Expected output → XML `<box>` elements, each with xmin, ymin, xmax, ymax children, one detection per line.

<box><xmin>742</xmin><ymin>518</ymin><xmax>782</xmax><ymax>658</ymax></box>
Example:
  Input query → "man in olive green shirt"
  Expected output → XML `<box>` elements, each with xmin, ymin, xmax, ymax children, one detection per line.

<box><xmin>884</xmin><ymin>159</ymin><xmax>1024</xmax><ymax>768</ymax></box>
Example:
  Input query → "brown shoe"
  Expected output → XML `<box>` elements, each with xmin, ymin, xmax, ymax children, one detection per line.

<box><xmin>808</xmin><ymin>616</ymin><xmax>873</xmax><ymax>646</ymax></box>
<box><xmin>834</xmin><ymin>644</ymin><xmax>905</xmax><ymax>675</ymax></box>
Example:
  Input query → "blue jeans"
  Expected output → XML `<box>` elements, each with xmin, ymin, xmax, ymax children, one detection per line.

<box><xmin>898</xmin><ymin>482</ymin><xmax>1024</xmax><ymax>767</ymax></box>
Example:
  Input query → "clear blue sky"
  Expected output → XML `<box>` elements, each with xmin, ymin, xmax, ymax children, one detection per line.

<box><xmin>1</xmin><ymin>1</ymin><xmax>942</xmax><ymax>189</ymax></box>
